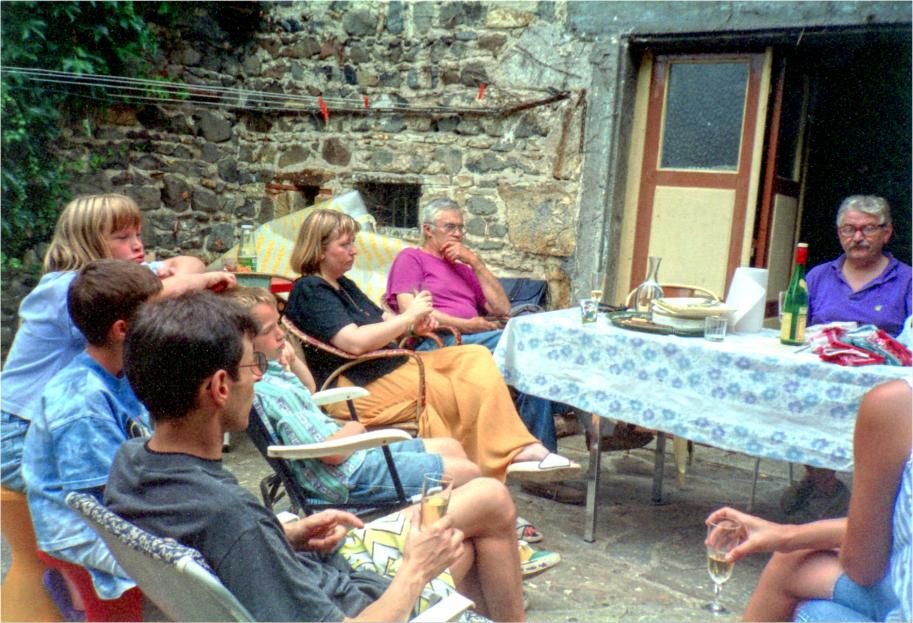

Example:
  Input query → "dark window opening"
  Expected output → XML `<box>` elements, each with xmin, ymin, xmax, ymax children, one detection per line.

<box><xmin>354</xmin><ymin>182</ymin><xmax>422</xmax><ymax>228</ymax></box>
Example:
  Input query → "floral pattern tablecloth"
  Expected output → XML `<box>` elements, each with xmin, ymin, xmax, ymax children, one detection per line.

<box><xmin>494</xmin><ymin>309</ymin><xmax>911</xmax><ymax>470</ymax></box>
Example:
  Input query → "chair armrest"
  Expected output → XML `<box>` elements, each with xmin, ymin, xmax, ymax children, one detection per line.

<box><xmin>311</xmin><ymin>386</ymin><xmax>370</xmax><ymax>406</ymax></box>
<box><xmin>410</xmin><ymin>593</ymin><xmax>475</xmax><ymax>622</ymax></box>
<box><xmin>267</xmin><ymin>429</ymin><xmax>412</xmax><ymax>459</ymax></box>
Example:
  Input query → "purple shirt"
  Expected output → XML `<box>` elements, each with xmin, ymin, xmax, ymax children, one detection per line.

<box><xmin>384</xmin><ymin>247</ymin><xmax>486</xmax><ymax>318</ymax></box>
<box><xmin>807</xmin><ymin>252</ymin><xmax>912</xmax><ymax>336</ymax></box>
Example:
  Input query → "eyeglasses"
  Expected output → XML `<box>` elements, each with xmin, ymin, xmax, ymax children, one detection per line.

<box><xmin>838</xmin><ymin>224</ymin><xmax>886</xmax><ymax>238</ymax></box>
<box><xmin>434</xmin><ymin>223</ymin><xmax>465</xmax><ymax>233</ymax></box>
<box><xmin>239</xmin><ymin>351</ymin><xmax>268</xmax><ymax>376</ymax></box>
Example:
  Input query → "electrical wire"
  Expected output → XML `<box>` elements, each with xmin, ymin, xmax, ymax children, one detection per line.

<box><xmin>1</xmin><ymin>66</ymin><xmax>559</xmax><ymax>115</ymax></box>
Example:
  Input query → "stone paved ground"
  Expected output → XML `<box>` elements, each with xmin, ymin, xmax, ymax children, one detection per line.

<box><xmin>222</xmin><ymin>428</ymin><xmax>839</xmax><ymax>623</ymax></box>
<box><xmin>3</xmin><ymin>429</ymin><xmax>845</xmax><ymax>622</ymax></box>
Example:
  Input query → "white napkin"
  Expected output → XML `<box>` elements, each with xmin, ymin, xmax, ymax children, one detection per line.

<box><xmin>725</xmin><ymin>267</ymin><xmax>769</xmax><ymax>333</ymax></box>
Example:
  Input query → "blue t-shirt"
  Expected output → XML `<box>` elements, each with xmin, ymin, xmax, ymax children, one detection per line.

<box><xmin>22</xmin><ymin>352</ymin><xmax>150</xmax><ymax>599</ymax></box>
<box><xmin>1</xmin><ymin>261</ymin><xmax>165</xmax><ymax>421</ymax></box>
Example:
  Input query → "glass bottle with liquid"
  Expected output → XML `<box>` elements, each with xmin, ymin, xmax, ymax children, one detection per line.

<box><xmin>238</xmin><ymin>224</ymin><xmax>257</xmax><ymax>272</ymax></box>
<box><xmin>779</xmin><ymin>242</ymin><xmax>809</xmax><ymax>345</ymax></box>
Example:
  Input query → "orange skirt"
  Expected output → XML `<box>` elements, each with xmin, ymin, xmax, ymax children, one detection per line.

<box><xmin>325</xmin><ymin>344</ymin><xmax>536</xmax><ymax>480</ymax></box>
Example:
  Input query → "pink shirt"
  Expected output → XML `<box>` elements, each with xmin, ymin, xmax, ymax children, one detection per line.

<box><xmin>385</xmin><ymin>247</ymin><xmax>486</xmax><ymax>318</ymax></box>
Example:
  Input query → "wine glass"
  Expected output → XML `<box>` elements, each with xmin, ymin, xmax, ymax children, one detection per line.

<box><xmin>704</xmin><ymin>518</ymin><xmax>743</xmax><ymax>614</ymax></box>
<box><xmin>420</xmin><ymin>474</ymin><xmax>453</xmax><ymax>530</ymax></box>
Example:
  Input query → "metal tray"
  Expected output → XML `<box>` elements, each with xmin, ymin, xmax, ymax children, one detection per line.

<box><xmin>607</xmin><ymin>311</ymin><xmax>704</xmax><ymax>338</ymax></box>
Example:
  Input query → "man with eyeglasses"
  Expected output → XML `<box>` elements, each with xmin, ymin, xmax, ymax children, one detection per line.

<box><xmin>385</xmin><ymin>198</ymin><xmax>586</xmax><ymax>506</ymax></box>
<box><xmin>107</xmin><ymin>291</ymin><xmax>529</xmax><ymax>621</ymax></box>
<box><xmin>781</xmin><ymin>195</ymin><xmax>911</xmax><ymax>518</ymax></box>
<box><xmin>806</xmin><ymin>195</ymin><xmax>911</xmax><ymax>337</ymax></box>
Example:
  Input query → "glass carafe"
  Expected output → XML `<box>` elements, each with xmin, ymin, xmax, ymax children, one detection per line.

<box><xmin>634</xmin><ymin>256</ymin><xmax>664</xmax><ymax>319</ymax></box>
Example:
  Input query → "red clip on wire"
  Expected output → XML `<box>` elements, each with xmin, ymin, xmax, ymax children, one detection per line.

<box><xmin>363</xmin><ymin>95</ymin><xmax>369</xmax><ymax>109</ymax></box>
<box><xmin>318</xmin><ymin>96</ymin><xmax>329</xmax><ymax>123</ymax></box>
<box><xmin>478</xmin><ymin>83</ymin><xmax>487</xmax><ymax>101</ymax></box>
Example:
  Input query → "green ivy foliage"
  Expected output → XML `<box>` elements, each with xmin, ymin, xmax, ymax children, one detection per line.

<box><xmin>1</xmin><ymin>2</ymin><xmax>161</xmax><ymax>266</ymax></box>
<box><xmin>1</xmin><ymin>2</ymin><xmax>263</xmax><ymax>268</ymax></box>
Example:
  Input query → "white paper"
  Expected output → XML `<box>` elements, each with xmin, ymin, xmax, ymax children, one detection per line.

<box><xmin>725</xmin><ymin>267</ymin><xmax>769</xmax><ymax>334</ymax></box>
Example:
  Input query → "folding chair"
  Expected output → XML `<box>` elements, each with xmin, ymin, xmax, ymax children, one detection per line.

<box><xmin>247</xmin><ymin>387</ymin><xmax>415</xmax><ymax>517</ymax></box>
<box><xmin>66</xmin><ymin>493</ymin><xmax>253</xmax><ymax>622</ymax></box>
<box><xmin>282</xmin><ymin>315</ymin><xmax>428</xmax><ymax>433</ymax></box>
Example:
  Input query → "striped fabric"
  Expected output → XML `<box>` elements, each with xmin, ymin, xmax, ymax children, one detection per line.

<box><xmin>218</xmin><ymin>204</ymin><xmax>410</xmax><ymax>305</ymax></box>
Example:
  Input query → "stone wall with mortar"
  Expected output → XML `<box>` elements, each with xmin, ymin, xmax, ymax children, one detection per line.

<box><xmin>49</xmin><ymin>0</ymin><xmax>596</xmax><ymax>312</ymax></box>
<box><xmin>4</xmin><ymin>1</ymin><xmax>907</xmax><ymax>361</ymax></box>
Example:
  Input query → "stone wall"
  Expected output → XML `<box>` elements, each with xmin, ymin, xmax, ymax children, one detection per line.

<box><xmin>51</xmin><ymin>0</ymin><xmax>596</xmax><ymax>311</ymax></box>
<box><xmin>4</xmin><ymin>1</ymin><xmax>907</xmax><ymax>362</ymax></box>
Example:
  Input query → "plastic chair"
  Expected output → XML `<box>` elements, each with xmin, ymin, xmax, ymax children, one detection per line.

<box><xmin>66</xmin><ymin>494</ymin><xmax>473</xmax><ymax>622</ymax></box>
<box><xmin>66</xmin><ymin>493</ymin><xmax>252</xmax><ymax>622</ymax></box>
<box><xmin>0</xmin><ymin>486</ymin><xmax>62</xmax><ymax>622</ymax></box>
<box><xmin>34</xmin><ymin>551</ymin><xmax>143</xmax><ymax>622</ymax></box>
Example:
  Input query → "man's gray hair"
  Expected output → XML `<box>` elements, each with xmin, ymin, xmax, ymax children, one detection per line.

<box><xmin>836</xmin><ymin>195</ymin><xmax>892</xmax><ymax>226</ymax></box>
<box><xmin>421</xmin><ymin>198</ymin><xmax>461</xmax><ymax>225</ymax></box>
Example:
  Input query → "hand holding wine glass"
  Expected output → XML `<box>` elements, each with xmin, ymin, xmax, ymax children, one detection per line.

<box><xmin>704</xmin><ymin>518</ymin><xmax>744</xmax><ymax>614</ymax></box>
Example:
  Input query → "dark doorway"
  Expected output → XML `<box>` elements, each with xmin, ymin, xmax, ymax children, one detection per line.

<box><xmin>798</xmin><ymin>29</ymin><xmax>911</xmax><ymax>268</ymax></box>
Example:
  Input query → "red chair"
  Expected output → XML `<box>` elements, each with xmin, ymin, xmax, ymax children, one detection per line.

<box><xmin>35</xmin><ymin>551</ymin><xmax>143</xmax><ymax>622</ymax></box>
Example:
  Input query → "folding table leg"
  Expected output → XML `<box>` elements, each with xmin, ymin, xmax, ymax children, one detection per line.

<box><xmin>748</xmin><ymin>457</ymin><xmax>762</xmax><ymax>512</ymax></box>
<box><xmin>584</xmin><ymin>413</ymin><xmax>602</xmax><ymax>542</ymax></box>
<box><xmin>651</xmin><ymin>433</ymin><xmax>666</xmax><ymax>504</ymax></box>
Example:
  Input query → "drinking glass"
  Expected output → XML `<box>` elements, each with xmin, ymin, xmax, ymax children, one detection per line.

<box><xmin>420</xmin><ymin>474</ymin><xmax>454</xmax><ymax>530</ymax></box>
<box><xmin>778</xmin><ymin>291</ymin><xmax>787</xmax><ymax>323</ymax></box>
<box><xmin>579</xmin><ymin>298</ymin><xmax>598</xmax><ymax>324</ymax></box>
<box><xmin>704</xmin><ymin>519</ymin><xmax>743</xmax><ymax>614</ymax></box>
<box><xmin>704</xmin><ymin>316</ymin><xmax>727</xmax><ymax>342</ymax></box>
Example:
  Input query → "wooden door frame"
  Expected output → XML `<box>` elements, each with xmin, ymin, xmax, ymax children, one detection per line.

<box><xmin>631</xmin><ymin>52</ymin><xmax>766</xmax><ymax>291</ymax></box>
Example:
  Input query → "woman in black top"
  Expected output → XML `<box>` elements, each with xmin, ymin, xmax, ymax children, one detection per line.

<box><xmin>284</xmin><ymin>209</ymin><xmax>579</xmax><ymax>482</ymax></box>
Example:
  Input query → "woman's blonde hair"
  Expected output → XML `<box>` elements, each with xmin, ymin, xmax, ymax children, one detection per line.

<box><xmin>289</xmin><ymin>208</ymin><xmax>360</xmax><ymax>275</ymax></box>
<box><xmin>44</xmin><ymin>194</ymin><xmax>143</xmax><ymax>272</ymax></box>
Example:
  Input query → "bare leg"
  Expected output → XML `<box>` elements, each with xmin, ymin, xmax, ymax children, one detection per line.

<box><xmin>424</xmin><ymin>438</ymin><xmax>481</xmax><ymax>486</ymax></box>
<box><xmin>422</xmin><ymin>437</ymin><xmax>469</xmax><ymax>460</ymax></box>
<box><xmin>444</xmin><ymin>478</ymin><xmax>525</xmax><ymax>622</ymax></box>
<box><xmin>743</xmin><ymin>549</ymin><xmax>842</xmax><ymax>622</ymax></box>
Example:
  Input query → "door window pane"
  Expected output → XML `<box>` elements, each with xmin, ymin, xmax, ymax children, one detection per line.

<box><xmin>660</xmin><ymin>62</ymin><xmax>748</xmax><ymax>171</ymax></box>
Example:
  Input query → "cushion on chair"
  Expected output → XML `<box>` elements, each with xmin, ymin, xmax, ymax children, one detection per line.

<box><xmin>66</xmin><ymin>493</ymin><xmax>212</xmax><ymax>572</ymax></box>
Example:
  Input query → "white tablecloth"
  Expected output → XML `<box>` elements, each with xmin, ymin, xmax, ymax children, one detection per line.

<box><xmin>494</xmin><ymin>309</ymin><xmax>910</xmax><ymax>470</ymax></box>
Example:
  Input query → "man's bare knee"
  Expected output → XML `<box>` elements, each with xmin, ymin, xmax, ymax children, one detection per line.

<box><xmin>443</xmin><ymin>457</ymin><xmax>481</xmax><ymax>486</ymax></box>
<box><xmin>465</xmin><ymin>478</ymin><xmax>516</xmax><ymax>527</ymax></box>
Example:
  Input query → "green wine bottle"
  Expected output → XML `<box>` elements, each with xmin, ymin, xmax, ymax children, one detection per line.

<box><xmin>780</xmin><ymin>242</ymin><xmax>809</xmax><ymax>345</ymax></box>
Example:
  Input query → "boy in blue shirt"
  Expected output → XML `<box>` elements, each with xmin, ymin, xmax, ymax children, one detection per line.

<box><xmin>22</xmin><ymin>259</ymin><xmax>163</xmax><ymax>609</ymax></box>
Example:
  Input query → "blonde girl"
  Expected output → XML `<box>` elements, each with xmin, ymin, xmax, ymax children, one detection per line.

<box><xmin>1</xmin><ymin>193</ymin><xmax>234</xmax><ymax>491</ymax></box>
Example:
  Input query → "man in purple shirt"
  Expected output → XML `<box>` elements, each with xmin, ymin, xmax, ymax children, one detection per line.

<box><xmin>386</xmin><ymin>199</ymin><xmax>584</xmax><ymax>505</ymax></box>
<box><xmin>807</xmin><ymin>195</ymin><xmax>912</xmax><ymax>337</ymax></box>
<box><xmin>783</xmin><ymin>195</ymin><xmax>912</xmax><ymax>517</ymax></box>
